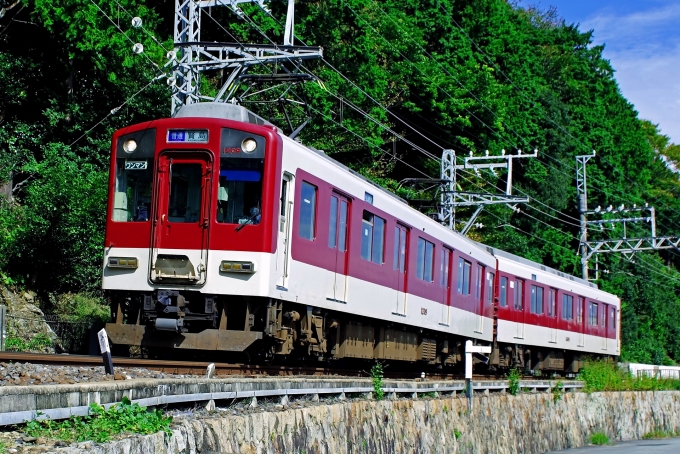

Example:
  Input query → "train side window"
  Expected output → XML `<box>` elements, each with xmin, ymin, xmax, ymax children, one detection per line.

<box><xmin>486</xmin><ymin>272</ymin><xmax>494</xmax><ymax>305</ymax></box>
<box><xmin>530</xmin><ymin>285</ymin><xmax>543</xmax><ymax>314</ymax></box>
<box><xmin>457</xmin><ymin>258</ymin><xmax>471</xmax><ymax>295</ymax></box>
<box><xmin>440</xmin><ymin>248</ymin><xmax>451</xmax><ymax>287</ymax></box>
<box><xmin>499</xmin><ymin>277</ymin><xmax>508</xmax><ymax>307</ymax></box>
<box><xmin>562</xmin><ymin>294</ymin><xmax>573</xmax><ymax>320</ymax></box>
<box><xmin>589</xmin><ymin>302</ymin><xmax>598</xmax><ymax>326</ymax></box>
<box><xmin>610</xmin><ymin>307</ymin><xmax>616</xmax><ymax>331</ymax></box>
<box><xmin>514</xmin><ymin>280</ymin><xmax>523</xmax><ymax>310</ymax></box>
<box><xmin>329</xmin><ymin>196</ymin><xmax>338</xmax><ymax>248</ymax></box>
<box><xmin>361</xmin><ymin>211</ymin><xmax>385</xmax><ymax>264</ymax></box>
<box><xmin>577</xmin><ymin>298</ymin><xmax>584</xmax><ymax>323</ymax></box>
<box><xmin>548</xmin><ymin>289</ymin><xmax>556</xmax><ymax>317</ymax></box>
<box><xmin>416</xmin><ymin>238</ymin><xmax>434</xmax><ymax>282</ymax></box>
<box><xmin>600</xmin><ymin>303</ymin><xmax>606</xmax><ymax>327</ymax></box>
<box><xmin>393</xmin><ymin>225</ymin><xmax>407</xmax><ymax>272</ymax></box>
<box><xmin>298</xmin><ymin>182</ymin><xmax>316</xmax><ymax>240</ymax></box>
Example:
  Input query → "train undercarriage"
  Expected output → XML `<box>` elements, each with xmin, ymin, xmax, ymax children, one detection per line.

<box><xmin>106</xmin><ymin>290</ymin><xmax>600</xmax><ymax>375</ymax></box>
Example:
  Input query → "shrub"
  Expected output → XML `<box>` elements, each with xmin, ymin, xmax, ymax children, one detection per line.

<box><xmin>579</xmin><ymin>360</ymin><xmax>680</xmax><ymax>392</ymax></box>
<box><xmin>370</xmin><ymin>363</ymin><xmax>385</xmax><ymax>401</ymax></box>
<box><xmin>590</xmin><ymin>432</ymin><xmax>609</xmax><ymax>445</ymax></box>
<box><xmin>507</xmin><ymin>368</ymin><xmax>521</xmax><ymax>396</ymax></box>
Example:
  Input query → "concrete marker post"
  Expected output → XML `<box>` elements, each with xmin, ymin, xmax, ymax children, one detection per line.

<box><xmin>97</xmin><ymin>328</ymin><xmax>114</xmax><ymax>375</ymax></box>
<box><xmin>465</xmin><ymin>340</ymin><xmax>491</xmax><ymax>412</ymax></box>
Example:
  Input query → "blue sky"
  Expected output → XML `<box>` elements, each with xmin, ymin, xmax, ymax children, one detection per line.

<box><xmin>517</xmin><ymin>0</ymin><xmax>680</xmax><ymax>143</ymax></box>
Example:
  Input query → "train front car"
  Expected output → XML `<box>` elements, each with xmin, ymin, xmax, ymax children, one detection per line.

<box><xmin>103</xmin><ymin>103</ymin><xmax>282</xmax><ymax>356</ymax></box>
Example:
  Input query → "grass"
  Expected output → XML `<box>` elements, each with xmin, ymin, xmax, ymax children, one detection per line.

<box><xmin>642</xmin><ymin>429</ymin><xmax>680</xmax><ymax>439</ymax></box>
<box><xmin>551</xmin><ymin>381</ymin><xmax>564</xmax><ymax>403</ymax></box>
<box><xmin>507</xmin><ymin>368</ymin><xmax>521</xmax><ymax>396</ymax></box>
<box><xmin>22</xmin><ymin>397</ymin><xmax>172</xmax><ymax>443</ymax></box>
<box><xmin>370</xmin><ymin>363</ymin><xmax>385</xmax><ymax>401</ymax></box>
<box><xmin>579</xmin><ymin>360</ymin><xmax>680</xmax><ymax>392</ymax></box>
<box><xmin>5</xmin><ymin>333</ymin><xmax>52</xmax><ymax>352</ymax></box>
<box><xmin>590</xmin><ymin>432</ymin><xmax>610</xmax><ymax>445</ymax></box>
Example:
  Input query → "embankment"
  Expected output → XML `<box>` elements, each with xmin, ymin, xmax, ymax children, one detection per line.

<box><xmin>56</xmin><ymin>390</ymin><xmax>680</xmax><ymax>454</ymax></box>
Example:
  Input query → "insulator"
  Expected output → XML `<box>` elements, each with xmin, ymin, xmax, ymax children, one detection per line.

<box><xmin>132</xmin><ymin>43</ymin><xmax>144</xmax><ymax>54</ymax></box>
<box><xmin>131</xmin><ymin>17</ymin><xmax>143</xmax><ymax>28</ymax></box>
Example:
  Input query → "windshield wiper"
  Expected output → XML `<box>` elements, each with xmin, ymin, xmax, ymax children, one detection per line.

<box><xmin>235</xmin><ymin>212</ymin><xmax>260</xmax><ymax>232</ymax></box>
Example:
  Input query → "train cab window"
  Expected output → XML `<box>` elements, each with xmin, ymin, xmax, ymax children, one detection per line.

<box><xmin>416</xmin><ymin>238</ymin><xmax>434</xmax><ymax>282</ymax></box>
<box><xmin>328</xmin><ymin>195</ymin><xmax>348</xmax><ymax>251</ymax></box>
<box><xmin>113</xmin><ymin>159</ymin><xmax>153</xmax><ymax>222</ymax></box>
<box><xmin>167</xmin><ymin>163</ymin><xmax>203</xmax><ymax>223</ymax></box>
<box><xmin>514</xmin><ymin>279</ymin><xmax>524</xmax><ymax>310</ymax></box>
<box><xmin>298</xmin><ymin>182</ymin><xmax>317</xmax><ymax>240</ymax></box>
<box><xmin>530</xmin><ymin>285</ymin><xmax>543</xmax><ymax>315</ymax></box>
<box><xmin>393</xmin><ymin>225</ymin><xmax>407</xmax><ymax>273</ymax></box>
<box><xmin>589</xmin><ymin>302</ymin><xmax>598</xmax><ymax>326</ymax></box>
<box><xmin>486</xmin><ymin>272</ymin><xmax>494</xmax><ymax>305</ymax></box>
<box><xmin>499</xmin><ymin>277</ymin><xmax>508</xmax><ymax>307</ymax></box>
<box><xmin>217</xmin><ymin>157</ymin><xmax>264</xmax><ymax>224</ymax></box>
<box><xmin>361</xmin><ymin>211</ymin><xmax>385</xmax><ymax>264</ymax></box>
<box><xmin>440</xmin><ymin>248</ymin><xmax>451</xmax><ymax>287</ymax></box>
<box><xmin>548</xmin><ymin>289</ymin><xmax>556</xmax><ymax>317</ymax></box>
<box><xmin>562</xmin><ymin>295</ymin><xmax>573</xmax><ymax>320</ymax></box>
<box><xmin>457</xmin><ymin>258</ymin><xmax>471</xmax><ymax>295</ymax></box>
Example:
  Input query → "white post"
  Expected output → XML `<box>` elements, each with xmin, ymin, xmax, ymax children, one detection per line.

<box><xmin>465</xmin><ymin>340</ymin><xmax>491</xmax><ymax>411</ymax></box>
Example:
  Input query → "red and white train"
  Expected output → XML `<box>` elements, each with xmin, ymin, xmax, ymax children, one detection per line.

<box><xmin>103</xmin><ymin>102</ymin><xmax>619</xmax><ymax>373</ymax></box>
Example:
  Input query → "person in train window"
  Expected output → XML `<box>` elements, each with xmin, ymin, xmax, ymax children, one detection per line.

<box><xmin>249</xmin><ymin>206</ymin><xmax>261</xmax><ymax>225</ymax></box>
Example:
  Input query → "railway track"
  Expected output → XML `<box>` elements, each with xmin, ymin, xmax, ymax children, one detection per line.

<box><xmin>0</xmin><ymin>351</ymin><xmax>481</xmax><ymax>380</ymax></box>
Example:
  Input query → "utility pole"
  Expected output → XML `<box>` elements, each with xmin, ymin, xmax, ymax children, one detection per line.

<box><xmin>169</xmin><ymin>0</ymin><xmax>322</xmax><ymax>118</ymax></box>
<box><xmin>576</xmin><ymin>153</ymin><xmax>680</xmax><ymax>279</ymax></box>
<box><xmin>439</xmin><ymin>149</ymin><xmax>537</xmax><ymax>234</ymax></box>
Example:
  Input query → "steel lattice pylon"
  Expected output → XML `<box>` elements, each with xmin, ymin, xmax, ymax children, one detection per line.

<box><xmin>169</xmin><ymin>0</ymin><xmax>322</xmax><ymax>116</ymax></box>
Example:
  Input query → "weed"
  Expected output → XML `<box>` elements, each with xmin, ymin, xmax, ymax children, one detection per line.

<box><xmin>453</xmin><ymin>428</ymin><xmax>462</xmax><ymax>440</ymax></box>
<box><xmin>507</xmin><ymin>368</ymin><xmax>521</xmax><ymax>396</ymax></box>
<box><xmin>23</xmin><ymin>396</ymin><xmax>172</xmax><ymax>443</ymax></box>
<box><xmin>418</xmin><ymin>392</ymin><xmax>437</xmax><ymax>398</ymax></box>
<box><xmin>5</xmin><ymin>333</ymin><xmax>52</xmax><ymax>352</ymax></box>
<box><xmin>642</xmin><ymin>429</ymin><xmax>679</xmax><ymax>439</ymax></box>
<box><xmin>0</xmin><ymin>439</ymin><xmax>8</xmax><ymax>454</ymax></box>
<box><xmin>579</xmin><ymin>360</ymin><xmax>680</xmax><ymax>392</ymax></box>
<box><xmin>443</xmin><ymin>405</ymin><xmax>449</xmax><ymax>413</ymax></box>
<box><xmin>370</xmin><ymin>363</ymin><xmax>385</xmax><ymax>401</ymax></box>
<box><xmin>589</xmin><ymin>432</ymin><xmax>610</xmax><ymax>445</ymax></box>
<box><xmin>551</xmin><ymin>381</ymin><xmax>564</xmax><ymax>403</ymax></box>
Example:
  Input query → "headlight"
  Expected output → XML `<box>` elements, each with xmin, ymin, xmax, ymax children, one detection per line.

<box><xmin>220</xmin><ymin>261</ymin><xmax>255</xmax><ymax>273</ymax></box>
<box><xmin>123</xmin><ymin>139</ymin><xmax>138</xmax><ymax>153</ymax></box>
<box><xmin>241</xmin><ymin>138</ymin><xmax>257</xmax><ymax>153</ymax></box>
<box><xmin>108</xmin><ymin>257</ymin><xmax>138</xmax><ymax>269</ymax></box>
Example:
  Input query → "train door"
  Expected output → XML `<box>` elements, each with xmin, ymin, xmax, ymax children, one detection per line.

<box><xmin>150</xmin><ymin>152</ymin><xmax>212</xmax><ymax>284</ymax></box>
<box><xmin>549</xmin><ymin>289</ymin><xmax>558</xmax><ymax>343</ymax></box>
<box><xmin>475</xmin><ymin>265</ymin><xmax>484</xmax><ymax>333</ymax></box>
<box><xmin>577</xmin><ymin>298</ymin><xmax>585</xmax><ymax>347</ymax></box>
<box><xmin>440</xmin><ymin>247</ymin><xmax>452</xmax><ymax>326</ymax></box>
<box><xmin>326</xmin><ymin>193</ymin><xmax>350</xmax><ymax>303</ymax></box>
<box><xmin>515</xmin><ymin>279</ymin><xmax>525</xmax><ymax>339</ymax></box>
<box><xmin>394</xmin><ymin>224</ymin><xmax>408</xmax><ymax>315</ymax></box>
<box><xmin>276</xmin><ymin>173</ymin><xmax>293</xmax><ymax>289</ymax></box>
<box><xmin>609</xmin><ymin>306</ymin><xmax>617</xmax><ymax>350</ymax></box>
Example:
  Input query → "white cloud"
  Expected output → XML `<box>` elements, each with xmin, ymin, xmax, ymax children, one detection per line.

<box><xmin>579</xmin><ymin>3</ymin><xmax>680</xmax><ymax>142</ymax></box>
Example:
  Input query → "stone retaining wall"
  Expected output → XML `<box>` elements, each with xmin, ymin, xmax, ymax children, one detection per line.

<box><xmin>53</xmin><ymin>390</ymin><xmax>680</xmax><ymax>454</ymax></box>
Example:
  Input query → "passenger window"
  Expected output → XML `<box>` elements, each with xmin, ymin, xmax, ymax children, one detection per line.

<box><xmin>610</xmin><ymin>307</ymin><xmax>616</xmax><ymax>330</ymax></box>
<box><xmin>530</xmin><ymin>285</ymin><xmax>544</xmax><ymax>315</ymax></box>
<box><xmin>329</xmin><ymin>195</ymin><xmax>349</xmax><ymax>251</ymax></box>
<box><xmin>577</xmin><ymin>298</ymin><xmax>584</xmax><ymax>323</ymax></box>
<box><xmin>601</xmin><ymin>304</ymin><xmax>607</xmax><ymax>327</ymax></box>
<box><xmin>416</xmin><ymin>238</ymin><xmax>434</xmax><ymax>282</ymax></box>
<box><xmin>589</xmin><ymin>302</ymin><xmax>598</xmax><ymax>326</ymax></box>
<box><xmin>457</xmin><ymin>258</ymin><xmax>471</xmax><ymax>295</ymax></box>
<box><xmin>361</xmin><ymin>211</ymin><xmax>385</xmax><ymax>264</ymax></box>
<box><xmin>500</xmin><ymin>277</ymin><xmax>508</xmax><ymax>307</ymax></box>
<box><xmin>514</xmin><ymin>280</ymin><xmax>524</xmax><ymax>310</ymax></box>
<box><xmin>562</xmin><ymin>294</ymin><xmax>573</xmax><ymax>320</ymax></box>
<box><xmin>298</xmin><ymin>182</ymin><xmax>316</xmax><ymax>240</ymax></box>
<box><xmin>475</xmin><ymin>266</ymin><xmax>483</xmax><ymax>301</ymax></box>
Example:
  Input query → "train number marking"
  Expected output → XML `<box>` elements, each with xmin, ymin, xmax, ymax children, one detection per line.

<box><xmin>223</xmin><ymin>147</ymin><xmax>241</xmax><ymax>154</ymax></box>
<box><xmin>421</xmin><ymin>308</ymin><xmax>427</xmax><ymax>315</ymax></box>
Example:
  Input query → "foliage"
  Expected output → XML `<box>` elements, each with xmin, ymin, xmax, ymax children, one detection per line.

<box><xmin>589</xmin><ymin>432</ymin><xmax>610</xmax><ymax>446</ymax></box>
<box><xmin>578</xmin><ymin>360</ymin><xmax>680</xmax><ymax>392</ymax></box>
<box><xmin>50</xmin><ymin>293</ymin><xmax>110</xmax><ymax>324</ymax></box>
<box><xmin>370</xmin><ymin>362</ymin><xmax>385</xmax><ymax>401</ymax></box>
<box><xmin>642</xmin><ymin>429</ymin><xmax>680</xmax><ymax>440</ymax></box>
<box><xmin>2</xmin><ymin>0</ymin><xmax>680</xmax><ymax>363</ymax></box>
<box><xmin>551</xmin><ymin>381</ymin><xmax>564</xmax><ymax>403</ymax></box>
<box><xmin>5</xmin><ymin>333</ymin><xmax>52</xmax><ymax>352</ymax></box>
<box><xmin>453</xmin><ymin>428</ymin><xmax>462</xmax><ymax>440</ymax></box>
<box><xmin>23</xmin><ymin>397</ymin><xmax>172</xmax><ymax>443</ymax></box>
<box><xmin>507</xmin><ymin>368</ymin><xmax>521</xmax><ymax>396</ymax></box>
